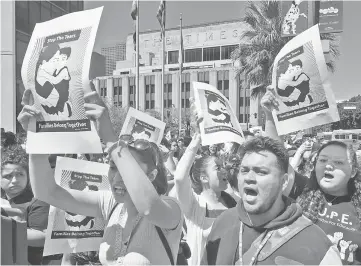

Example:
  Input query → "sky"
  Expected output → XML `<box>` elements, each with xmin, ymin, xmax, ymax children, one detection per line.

<box><xmin>84</xmin><ymin>0</ymin><xmax>361</xmax><ymax>101</ymax></box>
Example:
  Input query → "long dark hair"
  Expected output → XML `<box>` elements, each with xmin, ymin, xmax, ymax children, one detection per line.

<box><xmin>297</xmin><ymin>141</ymin><xmax>361</xmax><ymax>228</ymax></box>
<box><xmin>129</xmin><ymin>142</ymin><xmax>168</xmax><ymax>195</ymax></box>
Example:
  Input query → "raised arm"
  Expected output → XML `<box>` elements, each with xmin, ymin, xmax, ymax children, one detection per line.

<box><xmin>84</xmin><ymin>91</ymin><xmax>180</xmax><ymax>230</ymax></box>
<box><xmin>173</xmin><ymin>134</ymin><xmax>201</xmax><ymax>217</ymax></box>
<box><xmin>261</xmin><ymin>86</ymin><xmax>283</xmax><ymax>143</ymax></box>
<box><xmin>17</xmin><ymin>90</ymin><xmax>102</xmax><ymax>218</ymax></box>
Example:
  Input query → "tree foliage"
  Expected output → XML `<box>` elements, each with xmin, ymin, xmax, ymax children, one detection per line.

<box><xmin>232</xmin><ymin>0</ymin><xmax>341</xmax><ymax>100</ymax></box>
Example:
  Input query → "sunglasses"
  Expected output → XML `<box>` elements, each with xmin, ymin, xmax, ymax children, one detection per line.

<box><xmin>109</xmin><ymin>134</ymin><xmax>160</xmax><ymax>181</ymax></box>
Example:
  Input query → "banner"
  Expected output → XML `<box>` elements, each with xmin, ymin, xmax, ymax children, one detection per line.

<box><xmin>121</xmin><ymin>107</ymin><xmax>166</xmax><ymax>145</ymax></box>
<box><xmin>22</xmin><ymin>8</ymin><xmax>103</xmax><ymax>154</ymax></box>
<box><xmin>193</xmin><ymin>82</ymin><xmax>244</xmax><ymax>146</ymax></box>
<box><xmin>318</xmin><ymin>0</ymin><xmax>343</xmax><ymax>33</ymax></box>
<box><xmin>272</xmin><ymin>25</ymin><xmax>340</xmax><ymax>135</ymax></box>
<box><xmin>281</xmin><ymin>0</ymin><xmax>309</xmax><ymax>37</ymax></box>
<box><xmin>43</xmin><ymin>157</ymin><xmax>110</xmax><ymax>256</ymax></box>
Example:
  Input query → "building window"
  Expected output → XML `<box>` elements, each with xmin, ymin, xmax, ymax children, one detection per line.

<box><xmin>51</xmin><ymin>5</ymin><xmax>65</xmax><ymax>18</ymax></box>
<box><xmin>16</xmin><ymin>1</ymin><xmax>29</xmax><ymax>33</ymax></box>
<box><xmin>203</xmin><ymin>46</ymin><xmax>220</xmax><ymax>61</ymax></box>
<box><xmin>100</xmin><ymin>80</ymin><xmax>107</xmax><ymax>97</ymax></box>
<box><xmin>145</xmin><ymin>75</ymin><xmax>155</xmax><ymax>94</ymax></box>
<box><xmin>221</xmin><ymin>45</ymin><xmax>238</xmax><ymax>60</ymax></box>
<box><xmin>151</xmin><ymin>100</ymin><xmax>155</xmax><ymax>109</ymax></box>
<box><xmin>29</xmin><ymin>1</ymin><xmax>41</xmax><ymax>33</ymax></box>
<box><xmin>217</xmin><ymin>70</ymin><xmax>229</xmax><ymax>98</ymax></box>
<box><xmin>16</xmin><ymin>32</ymin><xmax>30</xmax><ymax>80</ymax></box>
<box><xmin>197</xmin><ymin>71</ymin><xmax>209</xmax><ymax>84</ymax></box>
<box><xmin>164</xmin><ymin>74</ymin><xmax>172</xmax><ymax>108</ymax></box>
<box><xmin>168</xmin><ymin>50</ymin><xmax>179</xmax><ymax>64</ymax></box>
<box><xmin>113</xmin><ymin>78</ymin><xmax>122</xmax><ymax>107</ymax></box>
<box><xmin>239</xmin><ymin>115</ymin><xmax>244</xmax><ymax>123</ymax></box>
<box><xmin>129</xmin><ymin>77</ymin><xmax>136</xmax><ymax>107</ymax></box>
<box><xmin>40</xmin><ymin>1</ymin><xmax>52</xmax><ymax>22</ymax></box>
<box><xmin>181</xmin><ymin>73</ymin><xmax>190</xmax><ymax>93</ymax></box>
<box><xmin>185</xmin><ymin>48</ymin><xmax>202</xmax><ymax>63</ymax></box>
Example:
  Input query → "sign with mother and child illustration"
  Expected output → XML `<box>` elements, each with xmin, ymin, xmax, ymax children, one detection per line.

<box><xmin>44</xmin><ymin>157</ymin><xmax>110</xmax><ymax>256</ymax></box>
<box><xmin>193</xmin><ymin>82</ymin><xmax>245</xmax><ymax>146</ymax></box>
<box><xmin>272</xmin><ymin>24</ymin><xmax>340</xmax><ymax>135</ymax></box>
<box><xmin>21</xmin><ymin>7</ymin><xmax>104</xmax><ymax>154</ymax></box>
<box><xmin>120</xmin><ymin>107</ymin><xmax>166</xmax><ymax>145</ymax></box>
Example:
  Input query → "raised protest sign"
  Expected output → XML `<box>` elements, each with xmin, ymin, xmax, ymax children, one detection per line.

<box><xmin>22</xmin><ymin>7</ymin><xmax>103</xmax><ymax>154</ymax></box>
<box><xmin>193</xmin><ymin>82</ymin><xmax>244</xmax><ymax>146</ymax></box>
<box><xmin>43</xmin><ymin>157</ymin><xmax>110</xmax><ymax>256</ymax></box>
<box><xmin>281</xmin><ymin>0</ymin><xmax>309</xmax><ymax>37</ymax></box>
<box><xmin>272</xmin><ymin>25</ymin><xmax>340</xmax><ymax>135</ymax></box>
<box><xmin>121</xmin><ymin>107</ymin><xmax>166</xmax><ymax>145</ymax></box>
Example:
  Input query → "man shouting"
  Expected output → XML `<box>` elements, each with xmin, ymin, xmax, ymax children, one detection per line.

<box><xmin>201</xmin><ymin>137</ymin><xmax>341</xmax><ymax>265</ymax></box>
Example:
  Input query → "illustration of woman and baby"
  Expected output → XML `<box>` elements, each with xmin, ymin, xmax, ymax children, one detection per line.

<box><xmin>35</xmin><ymin>43</ymin><xmax>73</xmax><ymax>120</ymax></box>
<box><xmin>277</xmin><ymin>59</ymin><xmax>314</xmax><ymax>108</ymax></box>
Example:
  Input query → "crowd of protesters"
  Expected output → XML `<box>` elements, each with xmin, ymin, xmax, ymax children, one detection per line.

<box><xmin>1</xmin><ymin>84</ymin><xmax>361</xmax><ymax>265</ymax></box>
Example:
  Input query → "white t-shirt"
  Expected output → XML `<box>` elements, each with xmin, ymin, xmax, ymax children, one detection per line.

<box><xmin>98</xmin><ymin>192</ymin><xmax>183</xmax><ymax>265</ymax></box>
<box><xmin>178</xmin><ymin>189</ymin><xmax>215</xmax><ymax>266</ymax></box>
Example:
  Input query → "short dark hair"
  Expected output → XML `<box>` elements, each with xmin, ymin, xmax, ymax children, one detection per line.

<box><xmin>239</xmin><ymin>136</ymin><xmax>289</xmax><ymax>174</ymax></box>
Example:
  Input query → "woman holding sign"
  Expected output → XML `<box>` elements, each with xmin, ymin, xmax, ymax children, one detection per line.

<box><xmin>170</xmin><ymin>103</ymin><xmax>236</xmax><ymax>266</ymax></box>
<box><xmin>18</xmin><ymin>89</ymin><xmax>183</xmax><ymax>265</ymax></box>
<box><xmin>261</xmin><ymin>86</ymin><xmax>361</xmax><ymax>265</ymax></box>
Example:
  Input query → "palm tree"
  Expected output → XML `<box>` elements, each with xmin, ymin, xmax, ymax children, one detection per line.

<box><xmin>232</xmin><ymin>0</ymin><xmax>340</xmax><ymax>99</ymax></box>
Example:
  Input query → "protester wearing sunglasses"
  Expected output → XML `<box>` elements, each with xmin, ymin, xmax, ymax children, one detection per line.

<box><xmin>17</xmin><ymin>89</ymin><xmax>183</xmax><ymax>265</ymax></box>
<box><xmin>261</xmin><ymin>86</ymin><xmax>361</xmax><ymax>265</ymax></box>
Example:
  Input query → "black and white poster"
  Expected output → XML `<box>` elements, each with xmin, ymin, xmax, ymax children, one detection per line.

<box><xmin>22</xmin><ymin>8</ymin><xmax>103</xmax><ymax>154</ymax></box>
<box><xmin>43</xmin><ymin>157</ymin><xmax>110</xmax><ymax>256</ymax></box>
<box><xmin>193</xmin><ymin>82</ymin><xmax>244</xmax><ymax>146</ymax></box>
<box><xmin>272</xmin><ymin>25</ymin><xmax>339</xmax><ymax>135</ymax></box>
<box><xmin>121</xmin><ymin>107</ymin><xmax>166</xmax><ymax>145</ymax></box>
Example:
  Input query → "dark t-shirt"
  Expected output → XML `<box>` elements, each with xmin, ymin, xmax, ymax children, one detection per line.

<box><xmin>289</xmin><ymin>174</ymin><xmax>361</xmax><ymax>265</ymax></box>
<box><xmin>3</xmin><ymin>189</ymin><xmax>50</xmax><ymax>265</ymax></box>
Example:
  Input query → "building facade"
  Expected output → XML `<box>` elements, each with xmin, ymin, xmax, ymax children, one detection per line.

<box><xmin>101</xmin><ymin>43</ymin><xmax>126</xmax><ymax>76</ymax></box>
<box><xmin>94</xmin><ymin>20</ymin><xmax>262</xmax><ymax>127</ymax></box>
<box><xmin>1</xmin><ymin>0</ymin><xmax>84</xmax><ymax>132</ymax></box>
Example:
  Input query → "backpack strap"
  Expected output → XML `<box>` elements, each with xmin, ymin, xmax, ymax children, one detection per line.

<box><xmin>245</xmin><ymin>215</ymin><xmax>313</xmax><ymax>263</ymax></box>
<box><xmin>155</xmin><ymin>226</ymin><xmax>175</xmax><ymax>265</ymax></box>
<box><xmin>108</xmin><ymin>203</ymin><xmax>119</xmax><ymax>222</ymax></box>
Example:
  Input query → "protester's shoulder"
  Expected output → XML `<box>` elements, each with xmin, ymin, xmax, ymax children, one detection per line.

<box><xmin>295</xmin><ymin>215</ymin><xmax>333</xmax><ymax>248</ymax></box>
<box><xmin>28</xmin><ymin>198</ymin><xmax>50</xmax><ymax>209</ymax></box>
<box><xmin>161</xmin><ymin>195</ymin><xmax>183</xmax><ymax>215</ymax></box>
<box><xmin>209</xmin><ymin>207</ymin><xmax>239</xmax><ymax>235</ymax></box>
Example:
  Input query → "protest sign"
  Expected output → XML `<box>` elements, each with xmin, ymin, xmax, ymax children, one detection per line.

<box><xmin>193</xmin><ymin>82</ymin><xmax>244</xmax><ymax>146</ymax></box>
<box><xmin>43</xmin><ymin>157</ymin><xmax>110</xmax><ymax>256</ymax></box>
<box><xmin>281</xmin><ymin>0</ymin><xmax>308</xmax><ymax>37</ymax></box>
<box><xmin>120</xmin><ymin>107</ymin><xmax>166</xmax><ymax>145</ymax></box>
<box><xmin>22</xmin><ymin>7</ymin><xmax>103</xmax><ymax>154</ymax></box>
<box><xmin>272</xmin><ymin>25</ymin><xmax>340</xmax><ymax>135</ymax></box>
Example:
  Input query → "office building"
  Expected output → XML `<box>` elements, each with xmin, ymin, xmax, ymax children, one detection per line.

<box><xmin>1</xmin><ymin>1</ymin><xmax>84</xmax><ymax>132</ymax></box>
<box><xmin>101</xmin><ymin>43</ymin><xmax>126</xmax><ymax>76</ymax></box>
<box><xmin>94</xmin><ymin>20</ymin><xmax>263</xmax><ymax>128</ymax></box>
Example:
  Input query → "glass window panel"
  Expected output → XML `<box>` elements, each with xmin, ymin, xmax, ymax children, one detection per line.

<box><xmin>184</xmin><ymin>48</ymin><xmax>202</xmax><ymax>63</ymax></box>
<box><xmin>203</xmin><ymin>46</ymin><xmax>220</xmax><ymax>61</ymax></box>
<box><xmin>70</xmin><ymin>1</ymin><xmax>78</xmax><ymax>12</ymax></box>
<box><xmin>221</xmin><ymin>45</ymin><xmax>238</xmax><ymax>60</ymax></box>
<box><xmin>51</xmin><ymin>5</ymin><xmax>64</xmax><ymax>18</ymax></box>
<box><xmin>41</xmin><ymin>2</ymin><xmax>52</xmax><ymax>22</ymax></box>
<box><xmin>29</xmin><ymin>1</ymin><xmax>41</xmax><ymax>33</ymax></box>
<box><xmin>16</xmin><ymin>1</ymin><xmax>29</xmax><ymax>33</ymax></box>
<box><xmin>168</xmin><ymin>99</ymin><xmax>172</xmax><ymax>107</ymax></box>
<box><xmin>224</xmin><ymin>80</ymin><xmax>229</xmax><ymax>91</ymax></box>
<box><xmin>151</xmin><ymin>100</ymin><xmax>155</xmax><ymax>109</ymax></box>
<box><xmin>168</xmin><ymin>51</ymin><xmax>179</xmax><ymax>64</ymax></box>
<box><xmin>217</xmin><ymin>80</ymin><xmax>222</xmax><ymax>91</ymax></box>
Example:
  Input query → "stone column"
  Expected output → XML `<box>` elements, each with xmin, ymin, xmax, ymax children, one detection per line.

<box><xmin>122</xmin><ymin>76</ymin><xmax>130</xmax><ymax>107</ymax></box>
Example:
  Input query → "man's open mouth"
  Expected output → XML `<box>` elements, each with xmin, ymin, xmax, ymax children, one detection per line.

<box><xmin>244</xmin><ymin>187</ymin><xmax>258</xmax><ymax>197</ymax></box>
